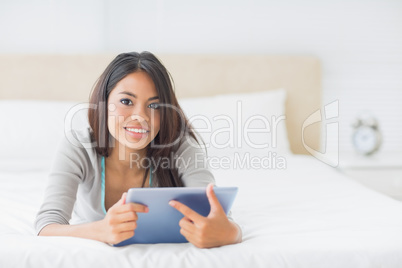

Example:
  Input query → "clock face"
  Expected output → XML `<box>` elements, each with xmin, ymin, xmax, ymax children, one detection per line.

<box><xmin>352</xmin><ymin>126</ymin><xmax>381</xmax><ymax>155</ymax></box>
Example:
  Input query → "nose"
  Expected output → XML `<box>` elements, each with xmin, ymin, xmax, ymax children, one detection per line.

<box><xmin>130</xmin><ymin>103</ymin><xmax>149</xmax><ymax>123</ymax></box>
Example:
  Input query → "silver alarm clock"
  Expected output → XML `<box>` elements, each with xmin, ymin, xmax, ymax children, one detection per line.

<box><xmin>352</xmin><ymin>116</ymin><xmax>382</xmax><ymax>155</ymax></box>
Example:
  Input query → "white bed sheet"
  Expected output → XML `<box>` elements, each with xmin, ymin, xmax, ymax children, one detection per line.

<box><xmin>1</xmin><ymin>155</ymin><xmax>402</xmax><ymax>268</ymax></box>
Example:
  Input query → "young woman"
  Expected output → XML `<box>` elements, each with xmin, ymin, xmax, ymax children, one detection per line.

<box><xmin>35</xmin><ymin>51</ymin><xmax>242</xmax><ymax>248</ymax></box>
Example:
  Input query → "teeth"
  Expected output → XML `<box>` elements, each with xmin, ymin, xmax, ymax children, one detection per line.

<box><xmin>125</xmin><ymin>128</ymin><xmax>148</xmax><ymax>133</ymax></box>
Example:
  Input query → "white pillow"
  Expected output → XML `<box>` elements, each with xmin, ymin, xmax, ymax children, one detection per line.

<box><xmin>178</xmin><ymin>89</ymin><xmax>290</xmax><ymax>160</ymax></box>
<box><xmin>0</xmin><ymin>100</ymin><xmax>89</xmax><ymax>163</ymax></box>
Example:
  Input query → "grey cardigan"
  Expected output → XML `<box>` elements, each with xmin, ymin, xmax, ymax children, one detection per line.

<box><xmin>34</xmin><ymin>127</ymin><xmax>215</xmax><ymax>235</ymax></box>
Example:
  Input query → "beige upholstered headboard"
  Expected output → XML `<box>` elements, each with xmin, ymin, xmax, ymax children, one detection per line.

<box><xmin>0</xmin><ymin>54</ymin><xmax>321</xmax><ymax>155</ymax></box>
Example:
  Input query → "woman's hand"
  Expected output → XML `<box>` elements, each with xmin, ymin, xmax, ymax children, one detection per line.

<box><xmin>169</xmin><ymin>183</ymin><xmax>242</xmax><ymax>248</ymax></box>
<box><xmin>100</xmin><ymin>192</ymin><xmax>148</xmax><ymax>245</ymax></box>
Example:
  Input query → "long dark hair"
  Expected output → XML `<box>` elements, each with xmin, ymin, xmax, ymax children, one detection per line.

<box><xmin>88</xmin><ymin>51</ymin><xmax>199</xmax><ymax>187</ymax></box>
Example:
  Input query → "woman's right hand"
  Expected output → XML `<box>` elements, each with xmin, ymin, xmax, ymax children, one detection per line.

<box><xmin>100</xmin><ymin>192</ymin><xmax>149</xmax><ymax>245</ymax></box>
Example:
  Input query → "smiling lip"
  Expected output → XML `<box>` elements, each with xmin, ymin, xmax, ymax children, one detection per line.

<box><xmin>124</xmin><ymin>126</ymin><xmax>149</xmax><ymax>131</ymax></box>
<box><xmin>123</xmin><ymin>127</ymin><xmax>150</xmax><ymax>138</ymax></box>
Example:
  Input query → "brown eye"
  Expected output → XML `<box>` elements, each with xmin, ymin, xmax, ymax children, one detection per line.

<box><xmin>120</xmin><ymin>99</ymin><xmax>132</xmax><ymax>105</ymax></box>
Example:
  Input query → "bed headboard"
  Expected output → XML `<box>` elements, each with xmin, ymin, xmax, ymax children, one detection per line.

<box><xmin>0</xmin><ymin>54</ymin><xmax>321</xmax><ymax>155</ymax></box>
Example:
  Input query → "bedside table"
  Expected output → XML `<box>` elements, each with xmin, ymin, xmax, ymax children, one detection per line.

<box><xmin>338</xmin><ymin>152</ymin><xmax>402</xmax><ymax>201</ymax></box>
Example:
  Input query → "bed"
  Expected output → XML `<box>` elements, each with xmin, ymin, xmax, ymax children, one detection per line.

<box><xmin>1</xmin><ymin>54</ymin><xmax>402</xmax><ymax>268</ymax></box>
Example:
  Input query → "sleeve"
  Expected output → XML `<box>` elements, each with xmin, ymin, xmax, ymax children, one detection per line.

<box><xmin>34</xmin><ymin>130</ymin><xmax>88</xmax><ymax>235</ymax></box>
<box><xmin>175</xmin><ymin>135</ymin><xmax>215</xmax><ymax>187</ymax></box>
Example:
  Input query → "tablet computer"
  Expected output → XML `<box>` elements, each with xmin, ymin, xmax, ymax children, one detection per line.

<box><xmin>114</xmin><ymin>186</ymin><xmax>238</xmax><ymax>246</ymax></box>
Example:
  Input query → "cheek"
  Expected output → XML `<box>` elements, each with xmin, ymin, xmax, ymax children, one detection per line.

<box><xmin>110</xmin><ymin>107</ymin><xmax>130</xmax><ymax>121</ymax></box>
<box><xmin>106</xmin><ymin>112</ymin><xmax>117</xmax><ymax>138</ymax></box>
<box><xmin>153</xmin><ymin>113</ymin><xmax>161</xmax><ymax>131</ymax></box>
<box><xmin>107</xmin><ymin>108</ymin><xmax>127</xmax><ymax>134</ymax></box>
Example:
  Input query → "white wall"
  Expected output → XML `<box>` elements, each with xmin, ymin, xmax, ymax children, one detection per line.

<box><xmin>1</xmin><ymin>0</ymin><xmax>401</xmax><ymax>155</ymax></box>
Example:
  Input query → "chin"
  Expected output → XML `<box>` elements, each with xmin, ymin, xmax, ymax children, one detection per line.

<box><xmin>121</xmin><ymin>137</ymin><xmax>152</xmax><ymax>151</ymax></box>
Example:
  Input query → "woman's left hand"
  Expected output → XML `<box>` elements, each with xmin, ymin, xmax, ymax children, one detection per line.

<box><xmin>169</xmin><ymin>183</ymin><xmax>241</xmax><ymax>248</ymax></box>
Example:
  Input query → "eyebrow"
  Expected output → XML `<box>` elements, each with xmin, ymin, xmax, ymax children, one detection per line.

<box><xmin>118</xmin><ymin>91</ymin><xmax>159</xmax><ymax>101</ymax></box>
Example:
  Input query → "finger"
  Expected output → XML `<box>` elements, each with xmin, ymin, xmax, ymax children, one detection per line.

<box><xmin>115</xmin><ymin>221</ymin><xmax>137</xmax><ymax>233</ymax></box>
<box><xmin>169</xmin><ymin>200</ymin><xmax>203</xmax><ymax>222</ymax></box>
<box><xmin>179</xmin><ymin>228</ymin><xmax>206</xmax><ymax>248</ymax></box>
<box><xmin>179</xmin><ymin>227</ymin><xmax>194</xmax><ymax>242</ymax></box>
<box><xmin>206</xmin><ymin>183</ymin><xmax>224</xmax><ymax>215</ymax></box>
<box><xmin>108</xmin><ymin>192</ymin><xmax>128</xmax><ymax>213</ymax></box>
<box><xmin>114</xmin><ymin>211</ymin><xmax>138</xmax><ymax>223</ymax></box>
<box><xmin>111</xmin><ymin>192</ymin><xmax>127</xmax><ymax>209</ymax></box>
<box><xmin>179</xmin><ymin>217</ymin><xmax>195</xmax><ymax>232</ymax></box>
<box><xmin>112</xmin><ymin>221</ymin><xmax>137</xmax><ymax>234</ymax></box>
<box><xmin>121</xmin><ymin>192</ymin><xmax>127</xmax><ymax>204</ymax></box>
<box><xmin>117</xmin><ymin>230</ymin><xmax>135</xmax><ymax>243</ymax></box>
<box><xmin>184</xmin><ymin>216</ymin><xmax>194</xmax><ymax>224</ymax></box>
<box><xmin>118</xmin><ymin>203</ymin><xmax>149</xmax><ymax>214</ymax></box>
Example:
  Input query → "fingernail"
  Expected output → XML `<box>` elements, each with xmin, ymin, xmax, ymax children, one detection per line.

<box><xmin>169</xmin><ymin>201</ymin><xmax>175</xmax><ymax>207</ymax></box>
<box><xmin>145</xmin><ymin>207</ymin><xmax>149</xmax><ymax>213</ymax></box>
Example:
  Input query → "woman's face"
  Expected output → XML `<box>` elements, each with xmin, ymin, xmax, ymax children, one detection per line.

<box><xmin>107</xmin><ymin>71</ymin><xmax>161</xmax><ymax>152</ymax></box>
